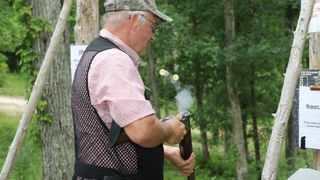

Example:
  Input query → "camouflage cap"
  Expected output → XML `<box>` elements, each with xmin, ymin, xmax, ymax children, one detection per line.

<box><xmin>104</xmin><ymin>0</ymin><xmax>173</xmax><ymax>22</ymax></box>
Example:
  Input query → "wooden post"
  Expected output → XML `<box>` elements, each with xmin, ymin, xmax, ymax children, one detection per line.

<box><xmin>0</xmin><ymin>0</ymin><xmax>73</xmax><ymax>179</ymax></box>
<box><xmin>74</xmin><ymin>0</ymin><xmax>99</xmax><ymax>45</ymax></box>
<box><xmin>309</xmin><ymin>33</ymin><xmax>320</xmax><ymax>170</ymax></box>
<box><xmin>261</xmin><ymin>0</ymin><xmax>314</xmax><ymax>179</ymax></box>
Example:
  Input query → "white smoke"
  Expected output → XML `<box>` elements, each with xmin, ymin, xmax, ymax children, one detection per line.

<box><xmin>159</xmin><ymin>68</ymin><xmax>194</xmax><ymax>112</ymax></box>
<box><xmin>175</xmin><ymin>87</ymin><xmax>194</xmax><ymax>112</ymax></box>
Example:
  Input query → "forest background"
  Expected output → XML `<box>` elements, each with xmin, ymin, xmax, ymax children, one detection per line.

<box><xmin>0</xmin><ymin>0</ymin><xmax>315</xmax><ymax>179</ymax></box>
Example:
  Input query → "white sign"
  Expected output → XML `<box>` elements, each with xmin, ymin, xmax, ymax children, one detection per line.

<box><xmin>308</xmin><ymin>0</ymin><xmax>320</xmax><ymax>33</ymax></box>
<box><xmin>299</xmin><ymin>86</ymin><xmax>320</xmax><ymax>149</ymax></box>
<box><xmin>70</xmin><ymin>45</ymin><xmax>87</xmax><ymax>82</ymax></box>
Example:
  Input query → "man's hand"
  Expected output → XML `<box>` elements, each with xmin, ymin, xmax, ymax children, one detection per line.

<box><xmin>164</xmin><ymin>113</ymin><xmax>186</xmax><ymax>145</ymax></box>
<box><xmin>164</xmin><ymin>145</ymin><xmax>195</xmax><ymax>176</ymax></box>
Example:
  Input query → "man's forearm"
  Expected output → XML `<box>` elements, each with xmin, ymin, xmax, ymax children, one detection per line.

<box><xmin>124</xmin><ymin>114</ymin><xmax>172</xmax><ymax>148</ymax></box>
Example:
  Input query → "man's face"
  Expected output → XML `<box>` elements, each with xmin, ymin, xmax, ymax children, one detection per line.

<box><xmin>133</xmin><ymin>13</ymin><xmax>158</xmax><ymax>54</ymax></box>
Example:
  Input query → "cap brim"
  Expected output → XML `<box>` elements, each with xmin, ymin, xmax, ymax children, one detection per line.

<box><xmin>151</xmin><ymin>10</ymin><xmax>173</xmax><ymax>22</ymax></box>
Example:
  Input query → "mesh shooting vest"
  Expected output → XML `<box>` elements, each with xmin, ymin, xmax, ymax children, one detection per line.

<box><xmin>71</xmin><ymin>36</ymin><xmax>164</xmax><ymax>180</ymax></box>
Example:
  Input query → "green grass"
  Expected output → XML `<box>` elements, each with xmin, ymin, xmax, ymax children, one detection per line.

<box><xmin>0</xmin><ymin>113</ymin><xmax>19</xmax><ymax>163</ymax></box>
<box><xmin>164</xmin><ymin>149</ymin><xmax>214</xmax><ymax>180</ymax></box>
<box><xmin>0</xmin><ymin>72</ymin><xmax>27</xmax><ymax>96</ymax></box>
<box><xmin>0</xmin><ymin>112</ymin><xmax>42</xmax><ymax>180</ymax></box>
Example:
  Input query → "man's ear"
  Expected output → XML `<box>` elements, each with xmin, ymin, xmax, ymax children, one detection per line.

<box><xmin>129</xmin><ymin>13</ymin><xmax>140</xmax><ymax>30</ymax></box>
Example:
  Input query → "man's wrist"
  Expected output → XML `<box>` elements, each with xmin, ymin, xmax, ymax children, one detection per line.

<box><xmin>161</xmin><ymin>120</ymin><xmax>173</xmax><ymax>143</ymax></box>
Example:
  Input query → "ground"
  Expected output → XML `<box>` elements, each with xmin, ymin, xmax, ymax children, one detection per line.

<box><xmin>0</xmin><ymin>95</ymin><xmax>26</xmax><ymax>115</ymax></box>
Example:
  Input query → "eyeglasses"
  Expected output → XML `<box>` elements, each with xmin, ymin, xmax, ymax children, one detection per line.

<box><xmin>140</xmin><ymin>14</ymin><xmax>158</xmax><ymax>34</ymax></box>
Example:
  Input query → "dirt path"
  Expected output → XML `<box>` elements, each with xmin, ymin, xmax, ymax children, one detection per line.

<box><xmin>0</xmin><ymin>95</ymin><xmax>26</xmax><ymax>116</ymax></box>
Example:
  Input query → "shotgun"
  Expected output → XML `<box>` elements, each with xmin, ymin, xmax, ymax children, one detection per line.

<box><xmin>179</xmin><ymin>111</ymin><xmax>195</xmax><ymax>180</ymax></box>
<box><xmin>109</xmin><ymin>112</ymin><xmax>196</xmax><ymax>180</ymax></box>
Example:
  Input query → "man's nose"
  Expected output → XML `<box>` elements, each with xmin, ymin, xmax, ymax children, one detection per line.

<box><xmin>151</xmin><ymin>34</ymin><xmax>155</xmax><ymax>41</ymax></box>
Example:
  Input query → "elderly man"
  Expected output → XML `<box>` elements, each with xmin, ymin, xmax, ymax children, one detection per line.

<box><xmin>71</xmin><ymin>0</ymin><xmax>195</xmax><ymax>180</ymax></box>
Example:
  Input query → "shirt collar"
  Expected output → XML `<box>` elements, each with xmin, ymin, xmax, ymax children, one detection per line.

<box><xmin>100</xmin><ymin>29</ymin><xmax>140</xmax><ymax>66</ymax></box>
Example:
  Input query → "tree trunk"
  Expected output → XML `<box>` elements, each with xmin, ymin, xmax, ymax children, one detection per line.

<box><xmin>32</xmin><ymin>0</ymin><xmax>74</xmax><ymax>179</ymax></box>
<box><xmin>147</xmin><ymin>47</ymin><xmax>161</xmax><ymax>116</ymax></box>
<box><xmin>195</xmin><ymin>85</ymin><xmax>210</xmax><ymax>162</ymax></box>
<box><xmin>224</xmin><ymin>0</ymin><xmax>249</xmax><ymax>179</ymax></box>
<box><xmin>250</xmin><ymin>63</ymin><xmax>261</xmax><ymax>169</ymax></box>
<box><xmin>226</xmin><ymin>67</ymin><xmax>249</xmax><ymax>180</ymax></box>
<box><xmin>309</xmin><ymin>33</ymin><xmax>320</xmax><ymax>169</ymax></box>
<box><xmin>74</xmin><ymin>0</ymin><xmax>99</xmax><ymax>45</ymax></box>
<box><xmin>191</xmin><ymin>12</ymin><xmax>210</xmax><ymax>163</ymax></box>
<box><xmin>224</xmin><ymin>121</ymin><xmax>232</xmax><ymax>154</ymax></box>
<box><xmin>309</xmin><ymin>34</ymin><xmax>320</xmax><ymax>68</ymax></box>
<box><xmin>242</xmin><ymin>114</ymin><xmax>249</xmax><ymax>160</ymax></box>
<box><xmin>284</xmin><ymin>0</ymin><xmax>296</xmax><ymax>33</ymax></box>
<box><xmin>285</xmin><ymin>114</ymin><xmax>296</xmax><ymax>170</ymax></box>
<box><xmin>200</xmin><ymin>126</ymin><xmax>210</xmax><ymax>162</ymax></box>
<box><xmin>224</xmin><ymin>109</ymin><xmax>232</xmax><ymax>154</ymax></box>
<box><xmin>261</xmin><ymin>1</ymin><xmax>314</xmax><ymax>179</ymax></box>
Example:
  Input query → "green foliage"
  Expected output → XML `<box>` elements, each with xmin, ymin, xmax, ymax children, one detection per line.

<box><xmin>34</xmin><ymin>98</ymin><xmax>53</xmax><ymax>123</ymax></box>
<box><xmin>0</xmin><ymin>0</ymin><xmax>21</xmax><ymax>77</ymax></box>
<box><xmin>0</xmin><ymin>55</ymin><xmax>8</xmax><ymax>86</ymax></box>
<box><xmin>12</xmin><ymin>0</ymin><xmax>53</xmax><ymax>125</ymax></box>
<box><xmin>210</xmin><ymin>152</ymin><xmax>237</xmax><ymax>179</ymax></box>
<box><xmin>0</xmin><ymin>72</ymin><xmax>27</xmax><ymax>96</ymax></box>
<box><xmin>0</xmin><ymin>1</ymin><xmax>23</xmax><ymax>52</ymax></box>
<box><xmin>13</xmin><ymin>1</ymin><xmax>51</xmax><ymax>76</ymax></box>
<box><xmin>67</xmin><ymin>3</ymin><xmax>77</xmax><ymax>42</ymax></box>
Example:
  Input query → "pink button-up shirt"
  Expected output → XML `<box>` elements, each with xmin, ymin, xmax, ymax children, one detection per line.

<box><xmin>88</xmin><ymin>29</ymin><xmax>155</xmax><ymax>128</ymax></box>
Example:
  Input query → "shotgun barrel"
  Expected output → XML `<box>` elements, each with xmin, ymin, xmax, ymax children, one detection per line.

<box><xmin>179</xmin><ymin>112</ymin><xmax>195</xmax><ymax>180</ymax></box>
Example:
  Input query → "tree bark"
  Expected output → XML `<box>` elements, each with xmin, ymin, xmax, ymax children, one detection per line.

<box><xmin>224</xmin><ymin>0</ymin><xmax>249</xmax><ymax>179</ymax></box>
<box><xmin>195</xmin><ymin>83</ymin><xmax>210</xmax><ymax>162</ymax></box>
<box><xmin>242</xmin><ymin>114</ymin><xmax>249</xmax><ymax>160</ymax></box>
<box><xmin>309</xmin><ymin>33</ymin><xmax>320</xmax><ymax>69</ymax></box>
<box><xmin>226</xmin><ymin>67</ymin><xmax>249</xmax><ymax>180</ymax></box>
<box><xmin>147</xmin><ymin>47</ymin><xmax>161</xmax><ymax>116</ymax></box>
<box><xmin>200</xmin><ymin>126</ymin><xmax>210</xmax><ymax>161</ymax></box>
<box><xmin>251</xmin><ymin>63</ymin><xmax>261</xmax><ymax>168</ymax></box>
<box><xmin>74</xmin><ymin>0</ymin><xmax>99</xmax><ymax>45</ymax></box>
<box><xmin>261</xmin><ymin>1</ymin><xmax>314</xmax><ymax>179</ymax></box>
<box><xmin>309</xmin><ymin>33</ymin><xmax>320</xmax><ymax>169</ymax></box>
<box><xmin>285</xmin><ymin>114</ymin><xmax>296</xmax><ymax>170</ymax></box>
<box><xmin>284</xmin><ymin>0</ymin><xmax>296</xmax><ymax>33</ymax></box>
<box><xmin>32</xmin><ymin>0</ymin><xmax>74</xmax><ymax>179</ymax></box>
<box><xmin>224</xmin><ymin>120</ymin><xmax>232</xmax><ymax>154</ymax></box>
<box><xmin>224</xmin><ymin>108</ymin><xmax>232</xmax><ymax>154</ymax></box>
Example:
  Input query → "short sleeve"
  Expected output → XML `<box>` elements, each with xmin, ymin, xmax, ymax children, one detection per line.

<box><xmin>88</xmin><ymin>49</ymin><xmax>155</xmax><ymax>127</ymax></box>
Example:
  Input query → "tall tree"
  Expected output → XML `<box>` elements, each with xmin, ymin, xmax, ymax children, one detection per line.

<box><xmin>250</xmin><ymin>63</ymin><xmax>261</xmax><ymax>170</ymax></box>
<box><xmin>261</xmin><ymin>0</ymin><xmax>314</xmax><ymax>178</ymax></box>
<box><xmin>284</xmin><ymin>0</ymin><xmax>299</xmax><ymax>171</ymax></box>
<box><xmin>309</xmin><ymin>32</ymin><xmax>320</xmax><ymax>170</ymax></box>
<box><xmin>190</xmin><ymin>10</ymin><xmax>210</xmax><ymax>160</ymax></box>
<box><xmin>32</xmin><ymin>0</ymin><xmax>74</xmax><ymax>179</ymax></box>
<box><xmin>224</xmin><ymin>0</ymin><xmax>249</xmax><ymax>179</ymax></box>
<box><xmin>147</xmin><ymin>48</ymin><xmax>161</xmax><ymax>116</ymax></box>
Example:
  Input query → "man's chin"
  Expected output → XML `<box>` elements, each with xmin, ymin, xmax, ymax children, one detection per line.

<box><xmin>137</xmin><ymin>48</ymin><xmax>147</xmax><ymax>55</ymax></box>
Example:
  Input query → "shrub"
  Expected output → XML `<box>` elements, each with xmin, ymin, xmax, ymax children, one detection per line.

<box><xmin>0</xmin><ymin>54</ymin><xmax>8</xmax><ymax>87</ymax></box>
